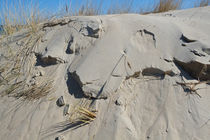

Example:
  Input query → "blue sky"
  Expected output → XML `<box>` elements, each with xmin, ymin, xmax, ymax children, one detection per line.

<box><xmin>0</xmin><ymin>0</ymin><xmax>200</xmax><ymax>13</ymax></box>
<box><xmin>38</xmin><ymin>0</ymin><xmax>199</xmax><ymax>13</ymax></box>
<box><xmin>0</xmin><ymin>0</ymin><xmax>203</xmax><ymax>24</ymax></box>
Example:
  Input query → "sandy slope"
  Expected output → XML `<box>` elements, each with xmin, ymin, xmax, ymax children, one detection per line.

<box><xmin>0</xmin><ymin>6</ymin><xmax>210</xmax><ymax>140</ymax></box>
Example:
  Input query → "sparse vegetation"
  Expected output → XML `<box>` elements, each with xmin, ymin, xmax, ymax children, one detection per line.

<box><xmin>15</xmin><ymin>80</ymin><xmax>53</xmax><ymax>100</ymax></box>
<box><xmin>152</xmin><ymin>0</ymin><xmax>182</xmax><ymax>13</ymax></box>
<box><xmin>0</xmin><ymin>28</ymin><xmax>52</xmax><ymax>100</ymax></box>
<box><xmin>64</xmin><ymin>99</ymin><xmax>97</xmax><ymax>129</ymax></box>
<box><xmin>0</xmin><ymin>0</ymin><xmax>209</xmax><ymax>101</ymax></box>
<box><xmin>77</xmin><ymin>107</ymin><xmax>97</xmax><ymax>124</ymax></box>
<box><xmin>1</xmin><ymin>0</ymin><xmax>209</xmax><ymax>37</ymax></box>
<box><xmin>195</xmin><ymin>0</ymin><xmax>210</xmax><ymax>7</ymax></box>
<box><xmin>107</xmin><ymin>0</ymin><xmax>134</xmax><ymax>14</ymax></box>
<box><xmin>0</xmin><ymin>0</ymin><xmax>46</xmax><ymax>36</ymax></box>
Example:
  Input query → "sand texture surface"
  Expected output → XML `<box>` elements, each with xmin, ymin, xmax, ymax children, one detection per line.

<box><xmin>0</xmin><ymin>6</ymin><xmax>210</xmax><ymax>140</ymax></box>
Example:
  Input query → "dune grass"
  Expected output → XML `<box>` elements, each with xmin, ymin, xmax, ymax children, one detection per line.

<box><xmin>194</xmin><ymin>0</ymin><xmax>210</xmax><ymax>7</ymax></box>
<box><xmin>67</xmin><ymin>100</ymin><xmax>97</xmax><ymax>128</ymax></box>
<box><xmin>57</xmin><ymin>0</ymin><xmax>184</xmax><ymax>16</ymax></box>
<box><xmin>0</xmin><ymin>0</ymin><xmax>46</xmax><ymax>36</ymax></box>
<box><xmin>1</xmin><ymin>0</ymin><xmax>210</xmax><ymax>37</ymax></box>
<box><xmin>152</xmin><ymin>0</ymin><xmax>182</xmax><ymax>13</ymax></box>
<box><xmin>59</xmin><ymin>0</ymin><xmax>135</xmax><ymax>16</ymax></box>
<box><xmin>77</xmin><ymin>107</ymin><xmax>97</xmax><ymax>124</ymax></box>
<box><xmin>0</xmin><ymin>26</ymin><xmax>53</xmax><ymax>100</ymax></box>
<box><xmin>0</xmin><ymin>0</ymin><xmax>209</xmax><ymax>101</ymax></box>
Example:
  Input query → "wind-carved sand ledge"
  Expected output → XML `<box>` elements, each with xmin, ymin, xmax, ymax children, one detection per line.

<box><xmin>0</xmin><ymin>6</ymin><xmax>210</xmax><ymax>140</ymax></box>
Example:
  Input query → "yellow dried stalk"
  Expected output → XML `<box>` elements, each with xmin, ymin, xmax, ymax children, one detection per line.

<box><xmin>71</xmin><ymin>106</ymin><xmax>97</xmax><ymax>125</ymax></box>
<box><xmin>78</xmin><ymin>107</ymin><xmax>97</xmax><ymax>118</ymax></box>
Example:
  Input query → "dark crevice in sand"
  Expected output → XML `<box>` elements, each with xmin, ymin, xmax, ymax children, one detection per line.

<box><xmin>202</xmin><ymin>48</ymin><xmax>210</xmax><ymax>55</ymax></box>
<box><xmin>42</xmin><ymin>19</ymin><xmax>75</xmax><ymax>29</ymax></box>
<box><xmin>180</xmin><ymin>34</ymin><xmax>196</xmax><ymax>43</ymax></box>
<box><xmin>142</xmin><ymin>67</ymin><xmax>176</xmax><ymax>79</ymax></box>
<box><xmin>137</xmin><ymin>29</ymin><xmax>156</xmax><ymax>48</ymax></box>
<box><xmin>65</xmin><ymin>36</ymin><xmax>74</xmax><ymax>54</ymax></box>
<box><xmin>190</xmin><ymin>49</ymin><xmax>206</xmax><ymax>57</ymax></box>
<box><xmin>174</xmin><ymin>58</ymin><xmax>210</xmax><ymax>81</ymax></box>
<box><xmin>80</xmin><ymin>26</ymin><xmax>100</xmax><ymax>38</ymax></box>
<box><xmin>35</xmin><ymin>53</ymin><xmax>65</xmax><ymax>67</ymax></box>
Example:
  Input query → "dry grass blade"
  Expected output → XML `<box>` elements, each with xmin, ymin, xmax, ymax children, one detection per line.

<box><xmin>107</xmin><ymin>0</ymin><xmax>134</xmax><ymax>14</ymax></box>
<box><xmin>153</xmin><ymin>0</ymin><xmax>182</xmax><ymax>13</ymax></box>
<box><xmin>68</xmin><ymin>106</ymin><xmax>97</xmax><ymax>126</ymax></box>
<box><xmin>78</xmin><ymin>5</ymin><xmax>100</xmax><ymax>16</ymax></box>
<box><xmin>78</xmin><ymin>107</ymin><xmax>97</xmax><ymax>118</ymax></box>
<box><xmin>195</xmin><ymin>0</ymin><xmax>210</xmax><ymax>7</ymax></box>
<box><xmin>0</xmin><ymin>0</ymin><xmax>46</xmax><ymax>36</ymax></box>
<box><xmin>65</xmin><ymin>105</ymin><xmax>97</xmax><ymax>130</ymax></box>
<box><xmin>3</xmin><ymin>81</ymin><xmax>23</xmax><ymax>95</ymax></box>
<box><xmin>1</xmin><ymin>79</ymin><xmax>53</xmax><ymax>101</ymax></box>
<box><xmin>0</xmin><ymin>31</ymin><xmax>52</xmax><ymax>101</ymax></box>
<box><xmin>61</xmin><ymin>0</ymin><xmax>103</xmax><ymax>16</ymax></box>
<box><xmin>15</xmin><ymin>80</ymin><xmax>53</xmax><ymax>100</ymax></box>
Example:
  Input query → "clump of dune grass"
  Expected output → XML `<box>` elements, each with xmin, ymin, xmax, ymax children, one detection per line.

<box><xmin>57</xmin><ymin>0</ymin><xmax>103</xmax><ymax>16</ymax></box>
<box><xmin>0</xmin><ymin>26</ymin><xmax>52</xmax><ymax>100</ymax></box>
<box><xmin>77</xmin><ymin>3</ymin><xmax>102</xmax><ymax>16</ymax></box>
<box><xmin>194</xmin><ymin>0</ymin><xmax>210</xmax><ymax>7</ymax></box>
<box><xmin>0</xmin><ymin>1</ymin><xmax>52</xmax><ymax>101</ymax></box>
<box><xmin>59</xmin><ymin>0</ymin><xmax>184</xmax><ymax>16</ymax></box>
<box><xmin>77</xmin><ymin>107</ymin><xmax>97</xmax><ymax>124</ymax></box>
<box><xmin>107</xmin><ymin>0</ymin><xmax>134</xmax><ymax>14</ymax></box>
<box><xmin>0</xmin><ymin>0</ymin><xmax>46</xmax><ymax>36</ymax></box>
<box><xmin>152</xmin><ymin>0</ymin><xmax>182</xmax><ymax>13</ymax></box>
<box><xmin>59</xmin><ymin>0</ymin><xmax>135</xmax><ymax>16</ymax></box>
<box><xmin>66</xmin><ymin>99</ymin><xmax>97</xmax><ymax>129</ymax></box>
<box><xmin>1</xmin><ymin>78</ymin><xmax>53</xmax><ymax>100</ymax></box>
<box><xmin>16</xmin><ymin>80</ymin><xmax>53</xmax><ymax>100</ymax></box>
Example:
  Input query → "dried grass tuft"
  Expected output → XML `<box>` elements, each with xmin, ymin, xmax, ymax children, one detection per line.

<box><xmin>0</xmin><ymin>31</ymin><xmax>52</xmax><ymax>101</ymax></box>
<box><xmin>67</xmin><ymin>99</ymin><xmax>97</xmax><ymax>129</ymax></box>
<box><xmin>15</xmin><ymin>80</ymin><xmax>53</xmax><ymax>100</ymax></box>
<box><xmin>107</xmin><ymin>0</ymin><xmax>134</xmax><ymax>14</ymax></box>
<box><xmin>153</xmin><ymin>0</ymin><xmax>182</xmax><ymax>13</ymax></box>
<box><xmin>195</xmin><ymin>0</ymin><xmax>210</xmax><ymax>7</ymax></box>
<box><xmin>77</xmin><ymin>107</ymin><xmax>97</xmax><ymax>124</ymax></box>
<box><xmin>0</xmin><ymin>0</ymin><xmax>46</xmax><ymax>36</ymax></box>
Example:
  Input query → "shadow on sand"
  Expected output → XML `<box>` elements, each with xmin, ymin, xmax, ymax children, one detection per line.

<box><xmin>41</xmin><ymin>119</ymin><xmax>90</xmax><ymax>139</ymax></box>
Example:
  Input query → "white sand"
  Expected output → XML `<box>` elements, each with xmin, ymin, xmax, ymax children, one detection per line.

<box><xmin>0</xmin><ymin>6</ymin><xmax>210</xmax><ymax>140</ymax></box>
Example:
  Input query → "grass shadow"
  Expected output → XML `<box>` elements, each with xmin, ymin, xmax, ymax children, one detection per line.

<box><xmin>41</xmin><ymin>120</ymin><xmax>89</xmax><ymax>139</ymax></box>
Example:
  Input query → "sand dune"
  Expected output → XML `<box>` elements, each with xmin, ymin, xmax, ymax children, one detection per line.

<box><xmin>0</xmin><ymin>6</ymin><xmax>210</xmax><ymax>140</ymax></box>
